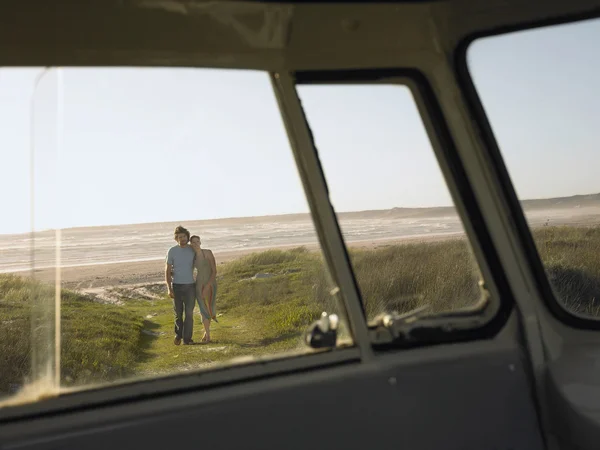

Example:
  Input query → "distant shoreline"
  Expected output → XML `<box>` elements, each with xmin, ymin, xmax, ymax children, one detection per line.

<box><xmin>17</xmin><ymin>233</ymin><xmax>466</xmax><ymax>291</ymax></box>
<box><xmin>1</xmin><ymin>231</ymin><xmax>465</xmax><ymax>275</ymax></box>
<box><xmin>4</xmin><ymin>202</ymin><xmax>600</xmax><ymax>296</ymax></box>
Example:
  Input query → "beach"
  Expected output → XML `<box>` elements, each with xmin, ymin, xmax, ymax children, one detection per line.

<box><xmin>4</xmin><ymin>199</ymin><xmax>600</xmax><ymax>296</ymax></box>
<box><xmin>21</xmin><ymin>234</ymin><xmax>465</xmax><ymax>292</ymax></box>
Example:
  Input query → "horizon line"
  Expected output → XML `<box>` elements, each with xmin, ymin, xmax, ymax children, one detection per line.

<box><xmin>2</xmin><ymin>191</ymin><xmax>599</xmax><ymax>237</ymax></box>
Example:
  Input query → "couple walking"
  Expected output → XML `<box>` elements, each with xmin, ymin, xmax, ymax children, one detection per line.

<box><xmin>165</xmin><ymin>225</ymin><xmax>217</xmax><ymax>345</ymax></box>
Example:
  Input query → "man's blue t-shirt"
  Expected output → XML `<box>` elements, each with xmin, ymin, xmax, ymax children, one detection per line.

<box><xmin>166</xmin><ymin>245</ymin><xmax>195</xmax><ymax>284</ymax></box>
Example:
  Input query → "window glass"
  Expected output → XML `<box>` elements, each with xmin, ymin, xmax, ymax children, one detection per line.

<box><xmin>0</xmin><ymin>68</ymin><xmax>349</xmax><ymax>404</ymax></box>
<box><xmin>296</xmin><ymin>84</ymin><xmax>484</xmax><ymax>322</ymax></box>
<box><xmin>468</xmin><ymin>18</ymin><xmax>600</xmax><ymax>319</ymax></box>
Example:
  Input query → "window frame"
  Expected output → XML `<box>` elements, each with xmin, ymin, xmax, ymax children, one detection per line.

<box><xmin>0</xmin><ymin>66</ymin><xmax>514</xmax><ymax>421</ymax></box>
<box><xmin>456</xmin><ymin>14</ymin><xmax>600</xmax><ymax>330</ymax></box>
<box><xmin>0</xmin><ymin>345</ymin><xmax>362</xmax><ymax>422</ymax></box>
<box><xmin>0</xmin><ymin>67</ymin><xmax>366</xmax><ymax>421</ymax></box>
<box><xmin>270</xmin><ymin>72</ymin><xmax>374</xmax><ymax>360</ymax></box>
<box><xmin>292</xmin><ymin>69</ymin><xmax>515</xmax><ymax>350</ymax></box>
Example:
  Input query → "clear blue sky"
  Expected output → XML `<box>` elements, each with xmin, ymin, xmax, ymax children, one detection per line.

<box><xmin>0</xmin><ymin>18</ymin><xmax>598</xmax><ymax>235</ymax></box>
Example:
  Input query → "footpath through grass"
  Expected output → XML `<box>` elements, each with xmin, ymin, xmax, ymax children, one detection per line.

<box><xmin>2</xmin><ymin>225</ymin><xmax>600</xmax><ymax>397</ymax></box>
<box><xmin>0</xmin><ymin>247</ymin><xmax>328</xmax><ymax>395</ymax></box>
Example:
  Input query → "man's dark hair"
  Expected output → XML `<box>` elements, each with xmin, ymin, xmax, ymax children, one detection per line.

<box><xmin>190</xmin><ymin>235</ymin><xmax>200</xmax><ymax>242</ymax></box>
<box><xmin>173</xmin><ymin>225</ymin><xmax>190</xmax><ymax>240</ymax></box>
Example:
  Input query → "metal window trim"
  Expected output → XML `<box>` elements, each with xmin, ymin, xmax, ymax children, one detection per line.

<box><xmin>454</xmin><ymin>15</ymin><xmax>600</xmax><ymax>331</ymax></box>
<box><xmin>269</xmin><ymin>71</ymin><xmax>375</xmax><ymax>361</ymax></box>
<box><xmin>292</xmin><ymin>69</ymin><xmax>514</xmax><ymax>344</ymax></box>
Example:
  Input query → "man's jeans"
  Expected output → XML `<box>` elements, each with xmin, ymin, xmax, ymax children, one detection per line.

<box><xmin>173</xmin><ymin>283</ymin><xmax>196</xmax><ymax>342</ymax></box>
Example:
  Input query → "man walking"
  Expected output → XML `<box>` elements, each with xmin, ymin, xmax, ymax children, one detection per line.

<box><xmin>166</xmin><ymin>225</ymin><xmax>196</xmax><ymax>345</ymax></box>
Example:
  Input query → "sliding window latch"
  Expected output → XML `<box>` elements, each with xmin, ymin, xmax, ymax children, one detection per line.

<box><xmin>305</xmin><ymin>312</ymin><xmax>339</xmax><ymax>349</ymax></box>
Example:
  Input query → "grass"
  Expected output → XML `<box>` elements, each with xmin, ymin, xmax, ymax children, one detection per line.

<box><xmin>0</xmin><ymin>275</ymin><xmax>146</xmax><ymax>395</ymax></box>
<box><xmin>533</xmin><ymin>226</ymin><xmax>600</xmax><ymax>316</ymax></box>
<box><xmin>2</xmin><ymin>225</ymin><xmax>600</xmax><ymax>399</ymax></box>
<box><xmin>347</xmin><ymin>239</ymin><xmax>482</xmax><ymax>318</ymax></box>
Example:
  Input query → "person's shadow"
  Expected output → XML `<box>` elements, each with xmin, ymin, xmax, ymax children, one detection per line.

<box><xmin>136</xmin><ymin>319</ymin><xmax>161</xmax><ymax>362</ymax></box>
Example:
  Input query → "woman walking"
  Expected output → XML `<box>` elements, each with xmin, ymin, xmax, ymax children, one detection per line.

<box><xmin>190</xmin><ymin>235</ymin><xmax>218</xmax><ymax>343</ymax></box>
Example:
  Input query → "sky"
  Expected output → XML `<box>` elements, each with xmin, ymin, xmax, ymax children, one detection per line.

<box><xmin>0</xmin><ymin>18</ymin><xmax>598</xmax><ymax>235</ymax></box>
